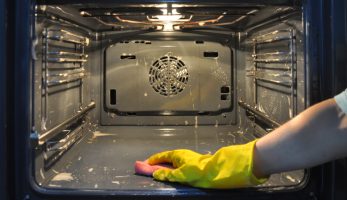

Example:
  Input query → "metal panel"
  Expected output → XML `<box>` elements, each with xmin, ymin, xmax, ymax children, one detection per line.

<box><xmin>100</xmin><ymin>32</ymin><xmax>236</xmax><ymax>126</ymax></box>
<box><xmin>11</xmin><ymin>0</ymin><xmax>31</xmax><ymax>200</ymax></box>
<box><xmin>0</xmin><ymin>0</ymin><xmax>7</xmax><ymax>198</ymax></box>
<box><xmin>328</xmin><ymin>0</ymin><xmax>347</xmax><ymax>95</ymax></box>
<box><xmin>34</xmin><ymin>20</ymin><xmax>93</xmax><ymax>133</ymax></box>
<box><xmin>306</xmin><ymin>1</ymin><xmax>347</xmax><ymax>199</ymax></box>
<box><xmin>241</xmin><ymin>14</ymin><xmax>304</xmax><ymax>126</ymax></box>
<box><xmin>5</xmin><ymin>0</ymin><xmax>341</xmax><ymax>199</ymax></box>
<box><xmin>105</xmin><ymin>40</ymin><xmax>232</xmax><ymax>114</ymax></box>
<box><xmin>37</xmin><ymin>0</ymin><xmax>298</xmax><ymax>6</ymax></box>
<box><xmin>41</xmin><ymin>126</ymin><xmax>304</xmax><ymax>190</ymax></box>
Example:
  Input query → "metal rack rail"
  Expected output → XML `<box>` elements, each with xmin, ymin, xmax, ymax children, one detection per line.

<box><xmin>48</xmin><ymin>51</ymin><xmax>87</xmax><ymax>57</ymax></box>
<box><xmin>42</xmin><ymin>28</ymin><xmax>89</xmax><ymax>130</ymax></box>
<box><xmin>39</xmin><ymin>101</ymin><xmax>95</xmax><ymax>145</ymax></box>
<box><xmin>254</xmin><ymin>77</ymin><xmax>292</xmax><ymax>87</ymax></box>
<box><xmin>238</xmin><ymin>100</ymin><xmax>280</xmax><ymax>129</ymax></box>
<box><xmin>45</xmin><ymin>29</ymin><xmax>89</xmax><ymax>45</ymax></box>
<box><xmin>249</xmin><ymin>28</ymin><xmax>297</xmax><ymax>120</ymax></box>
<box><xmin>253</xmin><ymin>58</ymin><xmax>291</xmax><ymax>63</ymax></box>
<box><xmin>46</xmin><ymin>58</ymin><xmax>87</xmax><ymax>63</ymax></box>
<box><xmin>46</xmin><ymin>73</ymin><xmax>85</xmax><ymax>86</ymax></box>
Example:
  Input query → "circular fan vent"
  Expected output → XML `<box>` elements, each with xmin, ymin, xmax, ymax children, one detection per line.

<box><xmin>149</xmin><ymin>55</ymin><xmax>189</xmax><ymax>96</ymax></box>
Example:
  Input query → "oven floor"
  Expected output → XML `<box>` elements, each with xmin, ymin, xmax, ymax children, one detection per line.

<box><xmin>44</xmin><ymin>126</ymin><xmax>304</xmax><ymax>190</ymax></box>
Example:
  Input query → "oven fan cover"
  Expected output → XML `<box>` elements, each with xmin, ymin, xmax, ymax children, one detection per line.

<box><xmin>149</xmin><ymin>54</ymin><xmax>189</xmax><ymax>97</ymax></box>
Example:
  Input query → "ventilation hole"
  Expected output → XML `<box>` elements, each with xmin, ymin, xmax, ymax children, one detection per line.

<box><xmin>126</xmin><ymin>112</ymin><xmax>137</xmax><ymax>116</ymax></box>
<box><xmin>120</xmin><ymin>55</ymin><xmax>136</xmax><ymax>59</ymax></box>
<box><xmin>145</xmin><ymin>41</ymin><xmax>152</xmax><ymax>44</ymax></box>
<box><xmin>149</xmin><ymin>54</ymin><xmax>189</xmax><ymax>97</ymax></box>
<box><xmin>124</xmin><ymin>41</ymin><xmax>129</xmax><ymax>43</ymax></box>
<box><xmin>221</xmin><ymin>94</ymin><xmax>230</xmax><ymax>101</ymax></box>
<box><xmin>204</xmin><ymin>51</ymin><xmax>218</xmax><ymax>58</ymax></box>
<box><xmin>110</xmin><ymin>89</ymin><xmax>116</xmax><ymax>105</ymax></box>
<box><xmin>135</xmin><ymin>41</ymin><xmax>140</xmax><ymax>43</ymax></box>
<box><xmin>195</xmin><ymin>40</ymin><xmax>204</xmax><ymax>44</ymax></box>
<box><xmin>221</xmin><ymin>86</ymin><xmax>230</xmax><ymax>93</ymax></box>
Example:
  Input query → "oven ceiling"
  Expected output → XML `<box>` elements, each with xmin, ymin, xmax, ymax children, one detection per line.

<box><xmin>36</xmin><ymin>1</ymin><xmax>301</xmax><ymax>32</ymax></box>
<box><xmin>37</xmin><ymin>0</ymin><xmax>298</xmax><ymax>5</ymax></box>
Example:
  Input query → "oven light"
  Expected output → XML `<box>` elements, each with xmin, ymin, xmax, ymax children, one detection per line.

<box><xmin>153</xmin><ymin>15</ymin><xmax>183</xmax><ymax>31</ymax></box>
<box><xmin>163</xmin><ymin>22</ymin><xmax>174</xmax><ymax>31</ymax></box>
<box><xmin>155</xmin><ymin>15</ymin><xmax>183</xmax><ymax>21</ymax></box>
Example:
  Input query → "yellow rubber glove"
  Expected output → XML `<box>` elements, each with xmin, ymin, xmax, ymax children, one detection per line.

<box><xmin>148</xmin><ymin>140</ymin><xmax>268</xmax><ymax>189</ymax></box>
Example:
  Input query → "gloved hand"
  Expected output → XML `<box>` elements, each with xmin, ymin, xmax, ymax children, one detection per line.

<box><xmin>147</xmin><ymin>140</ymin><xmax>268</xmax><ymax>189</ymax></box>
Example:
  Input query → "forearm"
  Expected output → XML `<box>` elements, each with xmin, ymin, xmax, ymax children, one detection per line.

<box><xmin>253</xmin><ymin>98</ymin><xmax>347</xmax><ymax>178</ymax></box>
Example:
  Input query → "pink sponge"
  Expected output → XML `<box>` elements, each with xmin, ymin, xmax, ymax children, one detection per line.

<box><xmin>134</xmin><ymin>160</ymin><xmax>174</xmax><ymax>177</ymax></box>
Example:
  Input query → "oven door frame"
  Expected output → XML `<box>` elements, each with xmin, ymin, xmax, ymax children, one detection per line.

<box><xmin>5</xmin><ymin>0</ymin><xmax>347</xmax><ymax>199</ymax></box>
<box><xmin>0</xmin><ymin>0</ymin><xmax>8</xmax><ymax>199</ymax></box>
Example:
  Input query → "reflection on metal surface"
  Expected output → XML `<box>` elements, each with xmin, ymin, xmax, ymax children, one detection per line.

<box><xmin>174</xmin><ymin>15</ymin><xmax>224</xmax><ymax>27</ymax></box>
<box><xmin>238</xmin><ymin>100</ymin><xmax>281</xmax><ymax>128</ymax></box>
<box><xmin>48</xmin><ymin>68</ymin><xmax>85</xmax><ymax>77</ymax></box>
<box><xmin>156</xmin><ymin>128</ymin><xmax>176</xmax><ymax>131</ymax></box>
<box><xmin>39</xmin><ymin>101</ymin><xmax>96</xmax><ymax>145</ymax></box>
<box><xmin>77</xmin><ymin>4</ymin><xmax>264</xmax><ymax>31</ymax></box>
<box><xmin>46</xmin><ymin>35</ymin><xmax>87</xmax><ymax>45</ymax></box>
<box><xmin>253</xmin><ymin>29</ymin><xmax>291</xmax><ymax>40</ymax></box>
<box><xmin>252</xmin><ymin>51</ymin><xmax>291</xmax><ymax>57</ymax></box>
<box><xmin>254</xmin><ymin>36</ymin><xmax>292</xmax><ymax>44</ymax></box>
<box><xmin>42</xmin><ymin>126</ymin><xmax>304</xmax><ymax>190</ymax></box>
<box><xmin>45</xmin><ymin>29</ymin><xmax>88</xmax><ymax>44</ymax></box>
<box><xmin>115</xmin><ymin>16</ymin><xmax>164</xmax><ymax>29</ymax></box>
<box><xmin>174</xmin><ymin>9</ymin><xmax>258</xmax><ymax>29</ymax></box>
<box><xmin>252</xmin><ymin>30</ymin><xmax>292</xmax><ymax>44</ymax></box>
<box><xmin>48</xmin><ymin>51</ymin><xmax>87</xmax><ymax>57</ymax></box>
<box><xmin>250</xmin><ymin>28</ymin><xmax>297</xmax><ymax>124</ymax></box>
<box><xmin>47</xmin><ymin>73</ymin><xmax>85</xmax><ymax>87</ymax></box>
<box><xmin>253</xmin><ymin>58</ymin><xmax>291</xmax><ymax>63</ymax></box>
<box><xmin>46</xmin><ymin>58</ymin><xmax>87</xmax><ymax>63</ymax></box>
<box><xmin>159</xmin><ymin>133</ymin><xmax>176</xmax><ymax>137</ymax></box>
<box><xmin>41</xmin><ymin>28</ymin><xmax>89</xmax><ymax>128</ymax></box>
<box><xmin>255</xmin><ymin>77</ymin><xmax>292</xmax><ymax>87</ymax></box>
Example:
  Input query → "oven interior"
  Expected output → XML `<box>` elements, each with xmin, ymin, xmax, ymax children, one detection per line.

<box><xmin>31</xmin><ymin>1</ymin><xmax>307</xmax><ymax>194</ymax></box>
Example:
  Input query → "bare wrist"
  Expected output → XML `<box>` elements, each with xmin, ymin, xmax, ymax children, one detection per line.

<box><xmin>252</xmin><ymin>140</ymin><xmax>270</xmax><ymax>179</ymax></box>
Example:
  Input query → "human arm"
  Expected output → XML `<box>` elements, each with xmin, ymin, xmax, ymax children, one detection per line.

<box><xmin>253</xmin><ymin>98</ymin><xmax>347</xmax><ymax>178</ymax></box>
<box><xmin>147</xmin><ymin>140</ymin><xmax>266</xmax><ymax>188</ymax></box>
<box><xmin>145</xmin><ymin>90</ymin><xmax>347</xmax><ymax>188</ymax></box>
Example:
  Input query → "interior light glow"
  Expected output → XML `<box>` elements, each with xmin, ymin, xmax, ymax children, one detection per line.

<box><xmin>155</xmin><ymin>15</ymin><xmax>183</xmax><ymax>21</ymax></box>
<box><xmin>163</xmin><ymin>23</ymin><xmax>174</xmax><ymax>31</ymax></box>
<box><xmin>148</xmin><ymin>5</ymin><xmax>185</xmax><ymax>31</ymax></box>
<box><xmin>160</xmin><ymin>8</ymin><xmax>179</xmax><ymax>15</ymax></box>
<box><xmin>152</xmin><ymin>14</ymin><xmax>183</xmax><ymax>31</ymax></box>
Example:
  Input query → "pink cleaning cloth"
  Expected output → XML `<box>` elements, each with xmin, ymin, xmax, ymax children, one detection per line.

<box><xmin>134</xmin><ymin>160</ymin><xmax>174</xmax><ymax>177</ymax></box>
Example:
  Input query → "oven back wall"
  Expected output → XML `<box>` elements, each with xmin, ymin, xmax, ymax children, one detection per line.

<box><xmin>102</xmin><ymin>37</ymin><xmax>236</xmax><ymax>125</ymax></box>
